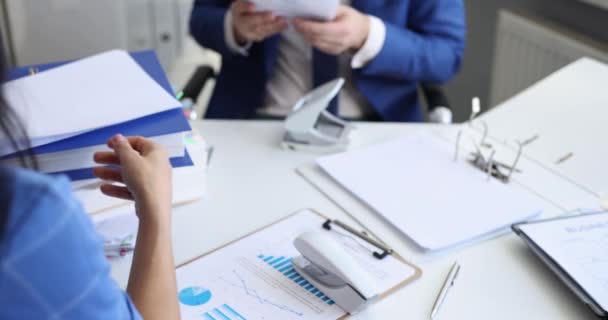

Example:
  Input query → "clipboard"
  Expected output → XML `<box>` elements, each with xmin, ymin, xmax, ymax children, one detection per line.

<box><xmin>512</xmin><ymin>211</ymin><xmax>608</xmax><ymax>319</ymax></box>
<box><xmin>176</xmin><ymin>208</ymin><xmax>422</xmax><ymax>320</ymax></box>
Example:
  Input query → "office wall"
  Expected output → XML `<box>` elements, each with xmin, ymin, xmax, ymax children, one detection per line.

<box><xmin>0</xmin><ymin>0</ymin><xmax>13</xmax><ymax>66</ymax></box>
<box><xmin>445</xmin><ymin>0</ymin><xmax>608</xmax><ymax>122</ymax></box>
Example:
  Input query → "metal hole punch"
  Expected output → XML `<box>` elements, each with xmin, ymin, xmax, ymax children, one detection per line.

<box><xmin>282</xmin><ymin>78</ymin><xmax>353</xmax><ymax>153</ymax></box>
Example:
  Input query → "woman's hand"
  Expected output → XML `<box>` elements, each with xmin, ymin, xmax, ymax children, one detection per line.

<box><xmin>93</xmin><ymin>134</ymin><xmax>172</xmax><ymax>221</ymax></box>
<box><xmin>231</xmin><ymin>0</ymin><xmax>288</xmax><ymax>44</ymax></box>
<box><xmin>95</xmin><ymin>136</ymin><xmax>179</xmax><ymax>319</ymax></box>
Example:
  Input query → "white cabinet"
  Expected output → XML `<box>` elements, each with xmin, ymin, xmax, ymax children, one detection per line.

<box><xmin>4</xmin><ymin>0</ymin><xmax>192</xmax><ymax>70</ymax></box>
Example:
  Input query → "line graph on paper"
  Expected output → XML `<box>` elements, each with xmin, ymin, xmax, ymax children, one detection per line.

<box><xmin>213</xmin><ymin>255</ymin><xmax>342</xmax><ymax>318</ymax></box>
<box><xmin>219</xmin><ymin>270</ymin><xmax>305</xmax><ymax>317</ymax></box>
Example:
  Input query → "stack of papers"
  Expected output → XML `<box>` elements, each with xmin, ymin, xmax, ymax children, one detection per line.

<box><xmin>249</xmin><ymin>0</ymin><xmax>340</xmax><ymax>21</ymax></box>
<box><xmin>0</xmin><ymin>50</ymin><xmax>192</xmax><ymax>180</ymax></box>
<box><xmin>316</xmin><ymin>132</ymin><xmax>544</xmax><ymax>252</ymax></box>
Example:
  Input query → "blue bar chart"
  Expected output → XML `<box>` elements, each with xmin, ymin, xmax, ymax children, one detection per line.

<box><xmin>202</xmin><ymin>304</ymin><xmax>246</xmax><ymax>320</ymax></box>
<box><xmin>258</xmin><ymin>255</ymin><xmax>335</xmax><ymax>305</ymax></box>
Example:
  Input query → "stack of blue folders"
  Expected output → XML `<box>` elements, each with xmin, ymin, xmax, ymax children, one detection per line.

<box><xmin>0</xmin><ymin>50</ymin><xmax>192</xmax><ymax>181</ymax></box>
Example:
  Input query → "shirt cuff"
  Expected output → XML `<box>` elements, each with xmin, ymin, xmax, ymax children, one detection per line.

<box><xmin>224</xmin><ymin>10</ymin><xmax>252</xmax><ymax>56</ymax></box>
<box><xmin>351</xmin><ymin>15</ymin><xmax>386</xmax><ymax>69</ymax></box>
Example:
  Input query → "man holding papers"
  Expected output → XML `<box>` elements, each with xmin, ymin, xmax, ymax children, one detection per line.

<box><xmin>190</xmin><ymin>0</ymin><xmax>466</xmax><ymax>121</ymax></box>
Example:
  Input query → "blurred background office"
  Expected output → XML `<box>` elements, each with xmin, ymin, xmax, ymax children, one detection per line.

<box><xmin>0</xmin><ymin>0</ymin><xmax>606</xmax><ymax>121</ymax></box>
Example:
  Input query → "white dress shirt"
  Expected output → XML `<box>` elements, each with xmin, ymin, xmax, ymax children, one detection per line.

<box><xmin>224</xmin><ymin>0</ymin><xmax>387</xmax><ymax>119</ymax></box>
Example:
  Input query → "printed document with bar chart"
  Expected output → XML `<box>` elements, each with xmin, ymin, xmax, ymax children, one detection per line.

<box><xmin>176</xmin><ymin>210</ymin><xmax>419</xmax><ymax>320</ymax></box>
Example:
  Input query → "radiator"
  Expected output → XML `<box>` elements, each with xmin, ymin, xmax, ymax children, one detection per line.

<box><xmin>490</xmin><ymin>10</ymin><xmax>608</xmax><ymax>106</ymax></box>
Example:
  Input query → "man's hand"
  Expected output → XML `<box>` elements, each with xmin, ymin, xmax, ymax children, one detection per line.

<box><xmin>293</xmin><ymin>5</ymin><xmax>370</xmax><ymax>55</ymax></box>
<box><xmin>231</xmin><ymin>0</ymin><xmax>288</xmax><ymax>44</ymax></box>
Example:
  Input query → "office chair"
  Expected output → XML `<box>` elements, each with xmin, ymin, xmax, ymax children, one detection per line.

<box><xmin>180</xmin><ymin>66</ymin><xmax>453</xmax><ymax>123</ymax></box>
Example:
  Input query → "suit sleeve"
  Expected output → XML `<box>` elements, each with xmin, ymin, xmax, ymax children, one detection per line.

<box><xmin>358</xmin><ymin>0</ymin><xmax>466</xmax><ymax>84</ymax></box>
<box><xmin>189</xmin><ymin>0</ymin><xmax>236</xmax><ymax>57</ymax></box>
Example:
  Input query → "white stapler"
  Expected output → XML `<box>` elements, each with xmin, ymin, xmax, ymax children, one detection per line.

<box><xmin>293</xmin><ymin>232</ymin><xmax>379</xmax><ymax>314</ymax></box>
<box><xmin>282</xmin><ymin>78</ymin><xmax>353</xmax><ymax>153</ymax></box>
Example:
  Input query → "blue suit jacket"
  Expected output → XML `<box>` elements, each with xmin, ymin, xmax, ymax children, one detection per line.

<box><xmin>190</xmin><ymin>0</ymin><xmax>466</xmax><ymax>122</ymax></box>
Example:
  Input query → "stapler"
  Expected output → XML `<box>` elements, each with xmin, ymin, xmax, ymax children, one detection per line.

<box><xmin>293</xmin><ymin>232</ymin><xmax>379</xmax><ymax>314</ymax></box>
<box><xmin>282</xmin><ymin>78</ymin><xmax>353</xmax><ymax>153</ymax></box>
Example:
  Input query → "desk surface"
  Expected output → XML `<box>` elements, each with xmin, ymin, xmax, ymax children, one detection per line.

<box><xmin>111</xmin><ymin>120</ymin><xmax>596</xmax><ymax>320</ymax></box>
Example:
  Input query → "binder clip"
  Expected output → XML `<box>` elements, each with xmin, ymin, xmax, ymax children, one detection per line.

<box><xmin>282</xmin><ymin>78</ymin><xmax>353</xmax><ymax>153</ymax></box>
<box><xmin>322</xmin><ymin>219</ymin><xmax>393</xmax><ymax>260</ymax></box>
<box><xmin>456</xmin><ymin>97</ymin><xmax>525</xmax><ymax>183</ymax></box>
<box><xmin>455</xmin><ymin>132</ymin><xmax>524</xmax><ymax>184</ymax></box>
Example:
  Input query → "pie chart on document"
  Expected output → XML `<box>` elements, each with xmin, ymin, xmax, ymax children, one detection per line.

<box><xmin>178</xmin><ymin>286</ymin><xmax>213</xmax><ymax>306</ymax></box>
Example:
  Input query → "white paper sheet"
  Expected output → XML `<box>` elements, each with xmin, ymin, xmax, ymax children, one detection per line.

<box><xmin>249</xmin><ymin>0</ymin><xmax>340</xmax><ymax>20</ymax></box>
<box><xmin>316</xmin><ymin>132</ymin><xmax>543</xmax><ymax>251</ymax></box>
<box><xmin>2</xmin><ymin>50</ymin><xmax>180</xmax><ymax>144</ymax></box>
<box><xmin>519</xmin><ymin>213</ymin><xmax>608</xmax><ymax>312</ymax></box>
<box><xmin>176</xmin><ymin>210</ymin><xmax>416</xmax><ymax>320</ymax></box>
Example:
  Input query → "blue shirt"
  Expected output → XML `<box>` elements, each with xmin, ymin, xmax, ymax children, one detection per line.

<box><xmin>0</xmin><ymin>167</ymin><xmax>142</xmax><ymax>319</ymax></box>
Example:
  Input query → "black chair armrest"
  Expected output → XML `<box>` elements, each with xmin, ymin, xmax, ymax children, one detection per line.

<box><xmin>181</xmin><ymin>65</ymin><xmax>217</xmax><ymax>104</ymax></box>
<box><xmin>421</xmin><ymin>84</ymin><xmax>451</xmax><ymax>112</ymax></box>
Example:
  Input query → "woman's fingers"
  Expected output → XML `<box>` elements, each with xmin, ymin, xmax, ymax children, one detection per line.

<box><xmin>93</xmin><ymin>152</ymin><xmax>120</xmax><ymax>165</ymax></box>
<box><xmin>93</xmin><ymin>167</ymin><xmax>124</xmax><ymax>183</ymax></box>
<box><xmin>100</xmin><ymin>184</ymin><xmax>134</xmax><ymax>201</ymax></box>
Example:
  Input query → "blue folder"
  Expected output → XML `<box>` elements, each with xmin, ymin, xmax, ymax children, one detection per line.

<box><xmin>56</xmin><ymin>150</ymin><xmax>194</xmax><ymax>181</ymax></box>
<box><xmin>5</xmin><ymin>50</ymin><xmax>193</xmax><ymax>180</ymax></box>
<box><xmin>4</xmin><ymin>50</ymin><xmax>191</xmax><ymax>156</ymax></box>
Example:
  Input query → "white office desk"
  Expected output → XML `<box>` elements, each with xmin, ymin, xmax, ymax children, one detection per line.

<box><xmin>110</xmin><ymin>120</ymin><xmax>596</xmax><ymax>320</ymax></box>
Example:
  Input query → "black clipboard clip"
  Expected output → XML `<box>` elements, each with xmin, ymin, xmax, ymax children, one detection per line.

<box><xmin>322</xmin><ymin>219</ymin><xmax>393</xmax><ymax>260</ymax></box>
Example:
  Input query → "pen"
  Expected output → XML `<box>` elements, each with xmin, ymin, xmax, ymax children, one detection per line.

<box><xmin>430</xmin><ymin>262</ymin><xmax>461</xmax><ymax>319</ymax></box>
